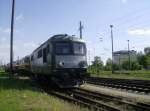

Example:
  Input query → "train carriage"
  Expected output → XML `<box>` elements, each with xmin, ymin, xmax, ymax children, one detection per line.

<box><xmin>17</xmin><ymin>56</ymin><xmax>31</xmax><ymax>74</ymax></box>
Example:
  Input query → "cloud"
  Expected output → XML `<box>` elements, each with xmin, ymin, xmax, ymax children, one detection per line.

<box><xmin>23</xmin><ymin>42</ymin><xmax>38</xmax><ymax>48</ymax></box>
<box><xmin>0</xmin><ymin>38</ymin><xmax>38</xmax><ymax>63</ymax></box>
<box><xmin>103</xmin><ymin>48</ymin><xmax>109</xmax><ymax>51</ymax></box>
<box><xmin>0</xmin><ymin>37</ymin><xmax>7</xmax><ymax>43</ymax></box>
<box><xmin>127</xmin><ymin>29</ymin><xmax>150</xmax><ymax>35</ymax></box>
<box><xmin>3</xmin><ymin>28</ymin><xmax>11</xmax><ymax>33</ymax></box>
<box><xmin>0</xmin><ymin>27</ymin><xmax>19</xmax><ymax>34</ymax></box>
<box><xmin>121</xmin><ymin>0</ymin><xmax>127</xmax><ymax>4</ymax></box>
<box><xmin>16</xmin><ymin>14</ymin><xmax>24</xmax><ymax>21</ymax></box>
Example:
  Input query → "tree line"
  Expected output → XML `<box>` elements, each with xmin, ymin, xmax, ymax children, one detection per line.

<box><xmin>89</xmin><ymin>47</ymin><xmax>150</xmax><ymax>72</ymax></box>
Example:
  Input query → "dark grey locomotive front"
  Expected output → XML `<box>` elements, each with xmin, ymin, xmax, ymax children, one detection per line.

<box><xmin>51</xmin><ymin>35</ymin><xmax>87</xmax><ymax>86</ymax></box>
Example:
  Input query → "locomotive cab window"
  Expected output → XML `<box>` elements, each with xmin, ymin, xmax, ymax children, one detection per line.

<box><xmin>73</xmin><ymin>43</ymin><xmax>86</xmax><ymax>55</ymax></box>
<box><xmin>55</xmin><ymin>43</ymin><xmax>71</xmax><ymax>54</ymax></box>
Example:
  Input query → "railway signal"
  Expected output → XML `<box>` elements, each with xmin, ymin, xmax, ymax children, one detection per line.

<box><xmin>10</xmin><ymin>0</ymin><xmax>15</xmax><ymax>77</ymax></box>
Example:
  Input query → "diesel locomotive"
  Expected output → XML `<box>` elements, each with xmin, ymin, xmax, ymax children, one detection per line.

<box><xmin>6</xmin><ymin>34</ymin><xmax>87</xmax><ymax>88</ymax></box>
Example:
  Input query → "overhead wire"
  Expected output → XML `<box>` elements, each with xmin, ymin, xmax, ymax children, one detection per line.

<box><xmin>98</xmin><ymin>5</ymin><xmax>150</xmax><ymax>35</ymax></box>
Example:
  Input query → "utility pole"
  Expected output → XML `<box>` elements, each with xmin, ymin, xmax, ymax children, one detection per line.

<box><xmin>127</xmin><ymin>40</ymin><xmax>130</xmax><ymax>70</ymax></box>
<box><xmin>110</xmin><ymin>25</ymin><xmax>114</xmax><ymax>73</ymax></box>
<box><xmin>79</xmin><ymin>21</ymin><xmax>83</xmax><ymax>39</ymax></box>
<box><xmin>88</xmin><ymin>50</ymin><xmax>91</xmax><ymax>72</ymax></box>
<box><xmin>10</xmin><ymin>0</ymin><xmax>15</xmax><ymax>77</ymax></box>
<box><xmin>118</xmin><ymin>54</ymin><xmax>121</xmax><ymax>72</ymax></box>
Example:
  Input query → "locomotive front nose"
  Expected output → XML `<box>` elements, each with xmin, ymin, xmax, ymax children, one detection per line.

<box><xmin>55</xmin><ymin>41</ymin><xmax>87</xmax><ymax>69</ymax></box>
<box><xmin>79</xmin><ymin>61</ymin><xmax>87</xmax><ymax>68</ymax></box>
<box><xmin>58</xmin><ymin>61</ymin><xmax>64</xmax><ymax>68</ymax></box>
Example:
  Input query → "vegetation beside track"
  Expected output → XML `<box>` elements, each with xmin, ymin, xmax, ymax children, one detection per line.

<box><xmin>88</xmin><ymin>70</ymin><xmax>150</xmax><ymax>80</ymax></box>
<box><xmin>0</xmin><ymin>70</ymin><xmax>89</xmax><ymax>111</ymax></box>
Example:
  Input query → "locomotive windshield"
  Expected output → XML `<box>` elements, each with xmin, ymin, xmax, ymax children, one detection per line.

<box><xmin>55</xmin><ymin>42</ymin><xmax>86</xmax><ymax>55</ymax></box>
<box><xmin>55</xmin><ymin>43</ymin><xmax>71</xmax><ymax>54</ymax></box>
<box><xmin>73</xmin><ymin>43</ymin><xmax>85</xmax><ymax>55</ymax></box>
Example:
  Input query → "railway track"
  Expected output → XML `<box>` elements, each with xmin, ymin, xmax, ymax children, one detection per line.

<box><xmin>35</xmin><ymin>77</ymin><xmax>150</xmax><ymax>111</ymax></box>
<box><xmin>43</xmin><ymin>88</ymin><xmax>120</xmax><ymax>111</ymax></box>
<box><xmin>71</xmin><ymin>88</ymin><xmax>150</xmax><ymax>111</ymax></box>
<box><xmin>39</xmin><ymin>82</ymin><xmax>150</xmax><ymax>111</ymax></box>
<box><xmin>86</xmin><ymin>77</ymin><xmax>150</xmax><ymax>94</ymax></box>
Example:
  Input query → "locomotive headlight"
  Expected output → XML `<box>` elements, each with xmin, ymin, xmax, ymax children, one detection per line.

<box><xmin>79</xmin><ymin>61</ymin><xmax>87</xmax><ymax>68</ymax></box>
<box><xmin>58</xmin><ymin>61</ymin><xmax>64</xmax><ymax>68</ymax></box>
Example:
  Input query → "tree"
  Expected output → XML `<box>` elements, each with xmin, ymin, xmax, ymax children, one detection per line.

<box><xmin>91</xmin><ymin>56</ymin><xmax>104</xmax><ymax>73</ymax></box>
<box><xmin>92</xmin><ymin>56</ymin><xmax>104</xmax><ymax>69</ymax></box>
<box><xmin>105</xmin><ymin>58</ymin><xmax>112</xmax><ymax>71</ymax></box>
<box><xmin>122</xmin><ymin>61</ymin><xmax>129</xmax><ymax>70</ymax></box>
<box><xmin>131</xmin><ymin>61</ymin><xmax>142</xmax><ymax>70</ymax></box>
<box><xmin>121</xmin><ymin>60</ymin><xmax>142</xmax><ymax>70</ymax></box>
<box><xmin>137</xmin><ymin>52</ymin><xmax>146</xmax><ymax>69</ymax></box>
<box><xmin>113</xmin><ymin>64</ymin><xmax>119</xmax><ymax>70</ymax></box>
<box><xmin>146</xmin><ymin>55</ymin><xmax>150</xmax><ymax>69</ymax></box>
<box><xmin>144</xmin><ymin>47</ymin><xmax>150</xmax><ymax>56</ymax></box>
<box><xmin>143</xmin><ymin>47</ymin><xmax>150</xmax><ymax>69</ymax></box>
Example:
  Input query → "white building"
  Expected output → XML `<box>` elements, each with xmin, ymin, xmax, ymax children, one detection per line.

<box><xmin>113</xmin><ymin>50</ymin><xmax>137</xmax><ymax>65</ymax></box>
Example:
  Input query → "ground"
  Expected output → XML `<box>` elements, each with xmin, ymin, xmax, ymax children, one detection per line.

<box><xmin>82</xmin><ymin>83</ymin><xmax>150</xmax><ymax>104</ymax></box>
<box><xmin>0</xmin><ymin>70</ymin><xmax>89</xmax><ymax>111</ymax></box>
<box><xmin>90</xmin><ymin>70</ymin><xmax>150</xmax><ymax>80</ymax></box>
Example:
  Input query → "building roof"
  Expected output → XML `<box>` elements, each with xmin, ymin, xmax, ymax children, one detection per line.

<box><xmin>114</xmin><ymin>50</ymin><xmax>136</xmax><ymax>55</ymax></box>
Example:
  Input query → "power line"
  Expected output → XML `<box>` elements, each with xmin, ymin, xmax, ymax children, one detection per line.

<box><xmin>110</xmin><ymin>6</ymin><xmax>150</xmax><ymax>24</ymax></box>
<box><xmin>113</xmin><ymin>11</ymin><xmax>150</xmax><ymax>27</ymax></box>
<box><xmin>98</xmin><ymin>6</ymin><xmax>150</xmax><ymax>33</ymax></box>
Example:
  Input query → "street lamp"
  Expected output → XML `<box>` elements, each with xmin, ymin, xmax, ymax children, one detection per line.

<box><xmin>127</xmin><ymin>40</ymin><xmax>130</xmax><ymax>70</ymax></box>
<box><xmin>110</xmin><ymin>25</ymin><xmax>114</xmax><ymax>73</ymax></box>
<box><xmin>10</xmin><ymin>0</ymin><xmax>15</xmax><ymax>76</ymax></box>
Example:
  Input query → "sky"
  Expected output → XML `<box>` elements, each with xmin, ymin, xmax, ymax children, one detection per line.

<box><xmin>0</xmin><ymin>0</ymin><xmax>150</xmax><ymax>64</ymax></box>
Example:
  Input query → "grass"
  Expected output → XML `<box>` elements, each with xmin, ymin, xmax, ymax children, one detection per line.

<box><xmin>89</xmin><ymin>70</ymin><xmax>150</xmax><ymax>80</ymax></box>
<box><xmin>0</xmin><ymin>69</ymin><xmax>89</xmax><ymax>111</ymax></box>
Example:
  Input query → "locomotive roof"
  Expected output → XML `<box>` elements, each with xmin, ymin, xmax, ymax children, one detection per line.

<box><xmin>49</xmin><ymin>34</ymin><xmax>85</xmax><ymax>42</ymax></box>
<box><xmin>32</xmin><ymin>34</ymin><xmax>85</xmax><ymax>53</ymax></box>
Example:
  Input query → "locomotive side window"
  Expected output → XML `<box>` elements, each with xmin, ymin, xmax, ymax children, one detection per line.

<box><xmin>55</xmin><ymin>43</ymin><xmax>71</xmax><ymax>54</ymax></box>
<box><xmin>24</xmin><ymin>57</ymin><xmax>30</xmax><ymax>63</ymax></box>
<box><xmin>31</xmin><ymin>55</ymin><xmax>34</xmax><ymax>61</ymax></box>
<box><xmin>73</xmin><ymin>43</ymin><xmax>85</xmax><ymax>55</ymax></box>
<box><xmin>43</xmin><ymin>48</ymin><xmax>47</xmax><ymax>63</ymax></box>
<box><xmin>38</xmin><ymin>49</ymin><xmax>42</xmax><ymax>58</ymax></box>
<box><xmin>47</xmin><ymin>45</ymin><xmax>49</xmax><ymax>53</ymax></box>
